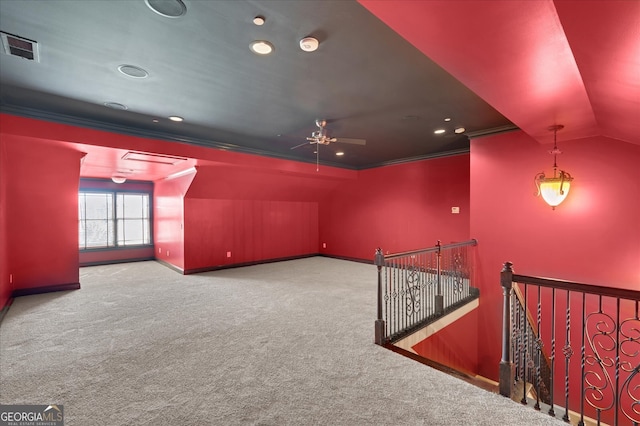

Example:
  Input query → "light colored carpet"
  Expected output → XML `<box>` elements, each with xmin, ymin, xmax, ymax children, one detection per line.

<box><xmin>1</xmin><ymin>257</ymin><xmax>565</xmax><ymax>425</ymax></box>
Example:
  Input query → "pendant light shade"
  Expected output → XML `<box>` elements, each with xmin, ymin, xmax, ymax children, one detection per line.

<box><xmin>534</xmin><ymin>125</ymin><xmax>573</xmax><ymax>209</ymax></box>
<box><xmin>538</xmin><ymin>171</ymin><xmax>572</xmax><ymax>207</ymax></box>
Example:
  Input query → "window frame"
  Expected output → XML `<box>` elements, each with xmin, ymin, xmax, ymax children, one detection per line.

<box><xmin>78</xmin><ymin>189</ymin><xmax>153</xmax><ymax>251</ymax></box>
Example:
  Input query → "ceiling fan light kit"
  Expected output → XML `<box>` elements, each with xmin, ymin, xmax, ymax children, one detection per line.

<box><xmin>290</xmin><ymin>119</ymin><xmax>366</xmax><ymax>171</ymax></box>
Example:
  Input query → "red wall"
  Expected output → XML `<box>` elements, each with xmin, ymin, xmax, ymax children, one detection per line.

<box><xmin>320</xmin><ymin>154</ymin><xmax>471</xmax><ymax>260</ymax></box>
<box><xmin>1</xmin><ymin>135</ymin><xmax>84</xmax><ymax>301</ymax></box>
<box><xmin>180</xmin><ymin>165</ymin><xmax>341</xmax><ymax>272</ymax></box>
<box><xmin>411</xmin><ymin>308</ymin><xmax>479</xmax><ymax>374</ymax></box>
<box><xmin>470</xmin><ymin>131</ymin><xmax>640</xmax><ymax>380</ymax></box>
<box><xmin>0</xmin><ymin>135</ymin><xmax>9</xmax><ymax>309</ymax></box>
<box><xmin>154</xmin><ymin>172</ymin><xmax>195</xmax><ymax>271</ymax></box>
<box><xmin>184</xmin><ymin>199</ymin><xmax>318</xmax><ymax>271</ymax></box>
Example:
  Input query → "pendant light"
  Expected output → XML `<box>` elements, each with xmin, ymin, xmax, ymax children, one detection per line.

<box><xmin>534</xmin><ymin>125</ymin><xmax>573</xmax><ymax>209</ymax></box>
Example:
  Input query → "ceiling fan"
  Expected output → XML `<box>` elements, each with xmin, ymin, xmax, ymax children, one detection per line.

<box><xmin>290</xmin><ymin>119</ymin><xmax>366</xmax><ymax>171</ymax></box>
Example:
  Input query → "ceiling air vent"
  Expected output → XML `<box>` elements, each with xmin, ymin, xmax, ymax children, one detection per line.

<box><xmin>122</xmin><ymin>151</ymin><xmax>187</xmax><ymax>165</ymax></box>
<box><xmin>1</xmin><ymin>32</ymin><xmax>39</xmax><ymax>62</ymax></box>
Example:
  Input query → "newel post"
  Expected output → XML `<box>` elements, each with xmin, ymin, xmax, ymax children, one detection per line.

<box><xmin>374</xmin><ymin>248</ymin><xmax>386</xmax><ymax>345</ymax></box>
<box><xmin>499</xmin><ymin>261</ymin><xmax>515</xmax><ymax>397</ymax></box>
<box><xmin>434</xmin><ymin>240</ymin><xmax>444</xmax><ymax>315</ymax></box>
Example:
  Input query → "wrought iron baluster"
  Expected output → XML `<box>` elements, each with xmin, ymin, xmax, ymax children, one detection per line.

<box><xmin>386</xmin><ymin>262</ymin><xmax>393</xmax><ymax>337</ymax></box>
<box><xmin>400</xmin><ymin>260</ymin><xmax>404</xmax><ymax>334</ymax></box>
<box><xmin>579</xmin><ymin>292</ymin><xmax>585</xmax><ymax>426</ymax></box>
<box><xmin>396</xmin><ymin>260</ymin><xmax>401</xmax><ymax>337</ymax></box>
<box><xmin>535</xmin><ymin>285</ymin><xmax>542</xmax><ymax>411</ymax></box>
<box><xmin>444</xmin><ymin>253</ymin><xmax>450</xmax><ymax>309</ymax></box>
<box><xmin>522</xmin><ymin>283</ymin><xmax>528</xmax><ymax>405</ymax></box>
<box><xmin>392</xmin><ymin>260</ymin><xmax>398</xmax><ymax>338</ymax></box>
<box><xmin>563</xmin><ymin>290</ymin><xmax>572</xmax><ymax>423</ymax></box>
<box><xmin>408</xmin><ymin>258</ymin><xmax>412</xmax><ymax>326</ymax></box>
<box><xmin>401</xmin><ymin>258</ymin><xmax>407</xmax><ymax>332</ymax></box>
<box><xmin>450</xmin><ymin>250</ymin><xmax>454</xmax><ymax>306</ymax></box>
<box><xmin>514</xmin><ymin>295</ymin><xmax>520</xmax><ymax>387</ymax></box>
<box><xmin>420</xmin><ymin>255</ymin><xmax>423</xmax><ymax>322</ymax></box>
<box><xmin>511</xmin><ymin>290</ymin><xmax>517</xmax><ymax>390</ymax></box>
<box><xmin>385</xmin><ymin>264</ymin><xmax>389</xmax><ymax>339</ymax></box>
<box><xmin>619</xmin><ymin>301</ymin><xmax>639</xmax><ymax>425</ymax></box>
<box><xmin>385</xmin><ymin>263</ymin><xmax>390</xmax><ymax>339</ymax></box>
<box><xmin>615</xmin><ymin>298</ymin><xmax>620</xmax><ymax>426</ymax></box>
<box><xmin>549</xmin><ymin>287</ymin><xmax>556</xmax><ymax>417</ymax></box>
<box><xmin>585</xmin><ymin>295</ymin><xmax>615</xmax><ymax>423</ymax></box>
<box><xmin>432</xmin><ymin>251</ymin><xmax>436</xmax><ymax>317</ymax></box>
<box><xmin>397</xmin><ymin>260</ymin><xmax>402</xmax><ymax>335</ymax></box>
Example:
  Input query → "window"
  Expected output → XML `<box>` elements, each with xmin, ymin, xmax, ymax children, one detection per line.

<box><xmin>79</xmin><ymin>191</ymin><xmax>151</xmax><ymax>249</ymax></box>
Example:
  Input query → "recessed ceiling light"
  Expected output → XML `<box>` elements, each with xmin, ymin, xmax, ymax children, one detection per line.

<box><xmin>253</xmin><ymin>16</ymin><xmax>265</xmax><ymax>26</ymax></box>
<box><xmin>145</xmin><ymin>0</ymin><xmax>186</xmax><ymax>18</ymax></box>
<box><xmin>434</xmin><ymin>129</ymin><xmax>446</xmax><ymax>134</ymax></box>
<box><xmin>152</xmin><ymin>119</ymin><xmax>159</xmax><ymax>123</ymax></box>
<box><xmin>335</xmin><ymin>151</ymin><xmax>344</xmax><ymax>156</ymax></box>
<box><xmin>104</xmin><ymin>102</ymin><xmax>128</xmax><ymax>110</ymax></box>
<box><xmin>454</xmin><ymin>127</ymin><xmax>466</xmax><ymax>134</ymax></box>
<box><xmin>168</xmin><ymin>116</ymin><xmax>183</xmax><ymax>122</ymax></box>
<box><xmin>444</xmin><ymin>118</ymin><xmax>451</xmax><ymax>122</ymax></box>
<box><xmin>118</xmin><ymin>64</ymin><xmax>149</xmax><ymax>78</ymax></box>
<box><xmin>299</xmin><ymin>37</ymin><xmax>319</xmax><ymax>52</ymax></box>
<box><xmin>250</xmin><ymin>40</ymin><xmax>273</xmax><ymax>55</ymax></box>
<box><xmin>111</xmin><ymin>175</ymin><xmax>127</xmax><ymax>184</ymax></box>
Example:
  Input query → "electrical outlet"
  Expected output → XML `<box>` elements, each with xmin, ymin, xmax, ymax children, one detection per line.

<box><xmin>226</xmin><ymin>251</ymin><xmax>232</xmax><ymax>258</ymax></box>
<box><xmin>158</xmin><ymin>247</ymin><xmax>162</xmax><ymax>254</ymax></box>
<box><xmin>322</xmin><ymin>243</ymin><xmax>327</xmax><ymax>249</ymax></box>
<box><xmin>9</xmin><ymin>274</ymin><xmax>13</xmax><ymax>284</ymax></box>
<box><xmin>451</xmin><ymin>206</ymin><xmax>460</xmax><ymax>214</ymax></box>
<box><xmin>167</xmin><ymin>250</ymin><xmax>170</xmax><ymax>257</ymax></box>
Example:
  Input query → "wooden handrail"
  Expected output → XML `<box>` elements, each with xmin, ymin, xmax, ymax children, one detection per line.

<box><xmin>383</xmin><ymin>239</ymin><xmax>477</xmax><ymax>261</ymax></box>
<box><xmin>512</xmin><ymin>274</ymin><xmax>640</xmax><ymax>301</ymax></box>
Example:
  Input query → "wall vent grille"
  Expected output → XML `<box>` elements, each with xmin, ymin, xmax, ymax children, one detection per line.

<box><xmin>1</xmin><ymin>32</ymin><xmax>39</xmax><ymax>62</ymax></box>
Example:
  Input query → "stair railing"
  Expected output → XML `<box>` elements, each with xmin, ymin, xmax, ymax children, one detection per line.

<box><xmin>510</xmin><ymin>284</ymin><xmax>553</xmax><ymax>409</ymax></box>
<box><xmin>374</xmin><ymin>239</ymin><xmax>478</xmax><ymax>345</ymax></box>
<box><xmin>500</xmin><ymin>262</ymin><xmax>640</xmax><ymax>426</ymax></box>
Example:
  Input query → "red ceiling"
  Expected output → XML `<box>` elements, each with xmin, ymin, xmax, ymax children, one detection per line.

<box><xmin>358</xmin><ymin>0</ymin><xmax>639</xmax><ymax>146</ymax></box>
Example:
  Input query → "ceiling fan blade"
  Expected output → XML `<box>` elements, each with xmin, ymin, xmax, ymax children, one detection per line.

<box><xmin>291</xmin><ymin>140</ymin><xmax>320</xmax><ymax>150</ymax></box>
<box><xmin>290</xmin><ymin>142</ymin><xmax>310</xmax><ymax>150</ymax></box>
<box><xmin>334</xmin><ymin>137</ymin><xmax>366</xmax><ymax>145</ymax></box>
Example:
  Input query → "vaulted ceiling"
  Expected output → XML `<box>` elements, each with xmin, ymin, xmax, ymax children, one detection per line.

<box><xmin>361</xmin><ymin>0</ymin><xmax>640</xmax><ymax>147</ymax></box>
<box><xmin>0</xmin><ymin>0</ymin><xmax>637</xmax><ymax>179</ymax></box>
